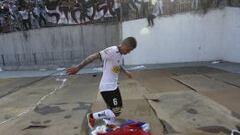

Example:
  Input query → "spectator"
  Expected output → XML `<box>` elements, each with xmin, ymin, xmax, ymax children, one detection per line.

<box><xmin>9</xmin><ymin>1</ymin><xmax>22</xmax><ymax>31</ymax></box>
<box><xmin>9</xmin><ymin>1</ymin><xmax>17</xmax><ymax>15</ymax></box>
<box><xmin>129</xmin><ymin>0</ymin><xmax>139</xmax><ymax>18</ymax></box>
<box><xmin>201</xmin><ymin>0</ymin><xmax>212</xmax><ymax>13</ymax></box>
<box><xmin>141</xmin><ymin>0</ymin><xmax>149</xmax><ymax>17</ymax></box>
<box><xmin>18</xmin><ymin>0</ymin><xmax>27</xmax><ymax>8</ymax></box>
<box><xmin>19</xmin><ymin>7</ymin><xmax>31</xmax><ymax>30</ymax></box>
<box><xmin>152</xmin><ymin>0</ymin><xmax>163</xmax><ymax>16</ymax></box>
<box><xmin>0</xmin><ymin>0</ymin><xmax>236</xmax><ymax>34</ymax></box>
<box><xmin>0</xmin><ymin>1</ymin><xmax>12</xmax><ymax>32</ymax></box>
<box><xmin>3</xmin><ymin>15</ymin><xmax>11</xmax><ymax>32</ymax></box>
<box><xmin>192</xmin><ymin>0</ymin><xmax>199</xmax><ymax>9</ymax></box>
<box><xmin>59</xmin><ymin>0</ymin><xmax>70</xmax><ymax>23</ymax></box>
<box><xmin>79</xmin><ymin>0</ymin><xmax>90</xmax><ymax>23</ymax></box>
<box><xmin>30</xmin><ymin>5</ymin><xmax>40</xmax><ymax>28</ymax></box>
<box><xmin>39</xmin><ymin>5</ymin><xmax>47</xmax><ymax>27</ymax></box>
<box><xmin>0</xmin><ymin>15</ymin><xmax>5</xmax><ymax>33</ymax></box>
<box><xmin>147</xmin><ymin>13</ymin><xmax>155</xmax><ymax>27</ymax></box>
<box><xmin>147</xmin><ymin>5</ymin><xmax>157</xmax><ymax>27</ymax></box>
<box><xmin>122</xmin><ymin>0</ymin><xmax>130</xmax><ymax>21</ymax></box>
<box><xmin>36</xmin><ymin>0</ymin><xmax>45</xmax><ymax>7</ymax></box>
<box><xmin>114</xmin><ymin>0</ymin><xmax>121</xmax><ymax>21</ymax></box>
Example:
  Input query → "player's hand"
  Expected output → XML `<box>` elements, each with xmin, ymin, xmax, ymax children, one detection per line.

<box><xmin>126</xmin><ymin>71</ymin><xmax>133</xmax><ymax>79</ymax></box>
<box><xmin>67</xmin><ymin>67</ymin><xmax>80</xmax><ymax>75</ymax></box>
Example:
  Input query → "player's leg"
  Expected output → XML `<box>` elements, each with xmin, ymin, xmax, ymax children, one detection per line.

<box><xmin>100</xmin><ymin>88</ymin><xmax>123</xmax><ymax>126</ymax></box>
<box><xmin>86</xmin><ymin>88</ymin><xmax>122</xmax><ymax>129</ymax></box>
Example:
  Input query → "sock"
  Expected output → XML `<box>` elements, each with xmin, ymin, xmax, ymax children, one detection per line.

<box><xmin>92</xmin><ymin>109</ymin><xmax>115</xmax><ymax>120</ymax></box>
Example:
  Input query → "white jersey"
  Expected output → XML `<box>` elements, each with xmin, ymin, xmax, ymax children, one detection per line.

<box><xmin>99</xmin><ymin>46</ymin><xmax>123</xmax><ymax>92</ymax></box>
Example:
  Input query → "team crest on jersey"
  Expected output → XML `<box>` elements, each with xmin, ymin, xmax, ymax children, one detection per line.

<box><xmin>112</xmin><ymin>66</ymin><xmax>121</xmax><ymax>73</ymax></box>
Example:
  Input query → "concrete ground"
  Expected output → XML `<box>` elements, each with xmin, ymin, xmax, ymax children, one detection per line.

<box><xmin>0</xmin><ymin>61</ymin><xmax>240</xmax><ymax>135</ymax></box>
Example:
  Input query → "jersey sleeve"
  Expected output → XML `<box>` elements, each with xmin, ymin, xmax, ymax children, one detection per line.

<box><xmin>99</xmin><ymin>47</ymin><xmax>115</xmax><ymax>61</ymax></box>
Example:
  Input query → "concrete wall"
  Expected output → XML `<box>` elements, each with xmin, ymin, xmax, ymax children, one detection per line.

<box><xmin>0</xmin><ymin>24</ymin><xmax>120</xmax><ymax>69</ymax></box>
<box><xmin>0</xmin><ymin>8</ymin><xmax>239</xmax><ymax>70</ymax></box>
<box><xmin>123</xmin><ymin>8</ymin><xmax>240</xmax><ymax>65</ymax></box>
<box><xmin>222</xmin><ymin>7</ymin><xmax>240</xmax><ymax>63</ymax></box>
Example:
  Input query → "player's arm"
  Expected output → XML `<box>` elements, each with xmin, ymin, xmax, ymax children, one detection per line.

<box><xmin>67</xmin><ymin>52</ymin><xmax>101</xmax><ymax>75</ymax></box>
<box><xmin>121</xmin><ymin>65</ymin><xmax>133</xmax><ymax>79</ymax></box>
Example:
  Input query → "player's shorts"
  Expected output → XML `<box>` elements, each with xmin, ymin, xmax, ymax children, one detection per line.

<box><xmin>101</xmin><ymin>88</ymin><xmax>122</xmax><ymax>116</ymax></box>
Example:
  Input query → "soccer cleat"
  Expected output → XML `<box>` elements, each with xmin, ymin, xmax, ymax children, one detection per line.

<box><xmin>87</xmin><ymin>113</ymin><xmax>96</xmax><ymax>129</ymax></box>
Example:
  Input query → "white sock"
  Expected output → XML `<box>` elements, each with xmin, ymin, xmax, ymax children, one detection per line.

<box><xmin>92</xmin><ymin>109</ymin><xmax>116</xmax><ymax>120</ymax></box>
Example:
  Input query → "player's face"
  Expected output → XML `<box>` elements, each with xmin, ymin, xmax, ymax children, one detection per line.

<box><xmin>121</xmin><ymin>45</ymin><xmax>134</xmax><ymax>55</ymax></box>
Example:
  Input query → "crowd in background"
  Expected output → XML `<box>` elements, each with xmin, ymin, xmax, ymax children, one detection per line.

<box><xmin>0</xmin><ymin>0</ymin><xmax>239</xmax><ymax>33</ymax></box>
<box><xmin>0</xmin><ymin>0</ymin><xmax>47</xmax><ymax>33</ymax></box>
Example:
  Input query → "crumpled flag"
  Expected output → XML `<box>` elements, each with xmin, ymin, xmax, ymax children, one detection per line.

<box><xmin>97</xmin><ymin>120</ymin><xmax>152</xmax><ymax>135</ymax></box>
